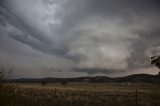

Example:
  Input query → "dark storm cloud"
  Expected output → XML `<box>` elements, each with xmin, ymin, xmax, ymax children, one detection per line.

<box><xmin>128</xmin><ymin>28</ymin><xmax>160</xmax><ymax>69</ymax></box>
<box><xmin>0</xmin><ymin>0</ymin><xmax>160</xmax><ymax>77</ymax></box>
<box><xmin>72</xmin><ymin>68</ymin><xmax>124</xmax><ymax>75</ymax></box>
<box><xmin>58</xmin><ymin>0</ymin><xmax>160</xmax><ymax>71</ymax></box>
<box><xmin>0</xmin><ymin>4</ymin><xmax>68</xmax><ymax>57</ymax></box>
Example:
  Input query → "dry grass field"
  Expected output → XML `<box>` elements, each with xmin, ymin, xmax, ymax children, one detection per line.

<box><xmin>1</xmin><ymin>82</ymin><xmax>159</xmax><ymax>106</ymax></box>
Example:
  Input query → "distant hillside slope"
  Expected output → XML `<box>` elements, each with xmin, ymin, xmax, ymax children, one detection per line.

<box><xmin>10</xmin><ymin>74</ymin><xmax>160</xmax><ymax>84</ymax></box>
<box><xmin>115</xmin><ymin>74</ymin><xmax>160</xmax><ymax>84</ymax></box>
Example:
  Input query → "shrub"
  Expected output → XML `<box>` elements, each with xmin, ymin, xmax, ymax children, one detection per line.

<box><xmin>61</xmin><ymin>80</ymin><xmax>68</xmax><ymax>86</ymax></box>
<box><xmin>41</xmin><ymin>80</ymin><xmax>47</xmax><ymax>86</ymax></box>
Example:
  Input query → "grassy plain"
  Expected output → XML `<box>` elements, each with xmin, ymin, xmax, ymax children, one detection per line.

<box><xmin>1</xmin><ymin>82</ymin><xmax>160</xmax><ymax>106</ymax></box>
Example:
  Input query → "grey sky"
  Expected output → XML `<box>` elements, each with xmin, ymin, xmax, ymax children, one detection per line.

<box><xmin>0</xmin><ymin>0</ymin><xmax>160</xmax><ymax>78</ymax></box>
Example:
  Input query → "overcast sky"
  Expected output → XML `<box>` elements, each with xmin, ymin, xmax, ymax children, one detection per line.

<box><xmin>0</xmin><ymin>0</ymin><xmax>160</xmax><ymax>78</ymax></box>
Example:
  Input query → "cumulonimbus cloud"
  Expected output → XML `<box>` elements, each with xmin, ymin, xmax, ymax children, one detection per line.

<box><xmin>0</xmin><ymin>0</ymin><xmax>160</xmax><ymax>76</ymax></box>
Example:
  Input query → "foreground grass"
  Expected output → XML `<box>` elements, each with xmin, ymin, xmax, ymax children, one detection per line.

<box><xmin>0</xmin><ymin>83</ymin><xmax>160</xmax><ymax>106</ymax></box>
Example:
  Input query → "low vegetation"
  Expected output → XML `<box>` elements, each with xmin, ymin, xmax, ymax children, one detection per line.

<box><xmin>1</xmin><ymin>82</ymin><xmax>160</xmax><ymax>106</ymax></box>
<box><xmin>0</xmin><ymin>65</ymin><xmax>160</xmax><ymax>106</ymax></box>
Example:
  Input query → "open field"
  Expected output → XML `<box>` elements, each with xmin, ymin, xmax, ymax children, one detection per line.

<box><xmin>15</xmin><ymin>82</ymin><xmax>160</xmax><ymax>91</ymax></box>
<box><xmin>1</xmin><ymin>82</ymin><xmax>159</xmax><ymax>106</ymax></box>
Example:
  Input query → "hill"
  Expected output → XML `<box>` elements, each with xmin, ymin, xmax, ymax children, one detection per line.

<box><xmin>10</xmin><ymin>74</ymin><xmax>160</xmax><ymax>84</ymax></box>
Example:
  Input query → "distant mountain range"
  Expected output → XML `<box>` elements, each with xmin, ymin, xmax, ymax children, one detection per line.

<box><xmin>10</xmin><ymin>74</ymin><xmax>160</xmax><ymax>84</ymax></box>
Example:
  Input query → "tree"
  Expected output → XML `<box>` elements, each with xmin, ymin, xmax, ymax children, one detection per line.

<box><xmin>151</xmin><ymin>56</ymin><xmax>160</xmax><ymax>75</ymax></box>
<box><xmin>0</xmin><ymin>67</ymin><xmax>13</xmax><ymax>83</ymax></box>
<box><xmin>0</xmin><ymin>67</ymin><xmax>13</xmax><ymax>90</ymax></box>
<box><xmin>61</xmin><ymin>80</ymin><xmax>67</xmax><ymax>86</ymax></box>
<box><xmin>40</xmin><ymin>80</ymin><xmax>47</xmax><ymax>86</ymax></box>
